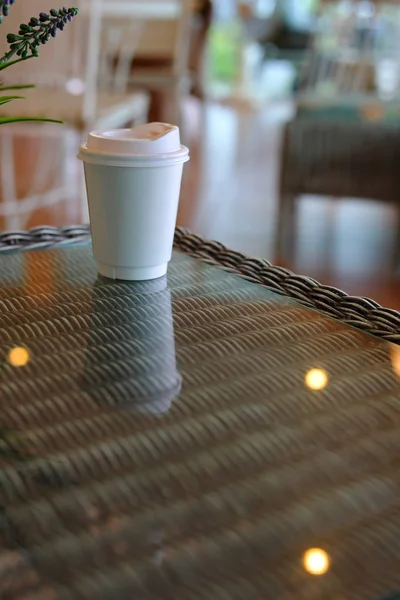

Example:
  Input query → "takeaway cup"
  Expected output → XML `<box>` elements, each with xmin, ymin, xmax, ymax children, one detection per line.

<box><xmin>78</xmin><ymin>122</ymin><xmax>190</xmax><ymax>281</ymax></box>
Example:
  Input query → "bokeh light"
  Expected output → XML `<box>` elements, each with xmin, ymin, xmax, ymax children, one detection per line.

<box><xmin>390</xmin><ymin>344</ymin><xmax>400</xmax><ymax>378</ymax></box>
<box><xmin>303</xmin><ymin>548</ymin><xmax>330</xmax><ymax>575</ymax></box>
<box><xmin>305</xmin><ymin>368</ymin><xmax>328</xmax><ymax>391</ymax></box>
<box><xmin>8</xmin><ymin>347</ymin><xmax>30</xmax><ymax>368</ymax></box>
<box><xmin>65</xmin><ymin>77</ymin><xmax>85</xmax><ymax>96</ymax></box>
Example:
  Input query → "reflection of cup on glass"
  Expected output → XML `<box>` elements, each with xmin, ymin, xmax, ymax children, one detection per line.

<box><xmin>77</xmin><ymin>122</ymin><xmax>190</xmax><ymax>281</ymax></box>
<box><xmin>83</xmin><ymin>277</ymin><xmax>181</xmax><ymax>414</ymax></box>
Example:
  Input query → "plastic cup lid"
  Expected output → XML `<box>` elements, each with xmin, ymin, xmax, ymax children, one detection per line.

<box><xmin>87</xmin><ymin>122</ymin><xmax>181</xmax><ymax>156</ymax></box>
<box><xmin>78</xmin><ymin>122</ymin><xmax>189</xmax><ymax>167</ymax></box>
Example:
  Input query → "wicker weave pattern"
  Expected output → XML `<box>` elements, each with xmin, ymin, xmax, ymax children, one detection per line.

<box><xmin>0</xmin><ymin>245</ymin><xmax>400</xmax><ymax>599</ymax></box>
<box><xmin>280</xmin><ymin>119</ymin><xmax>400</xmax><ymax>201</ymax></box>
<box><xmin>0</xmin><ymin>225</ymin><xmax>398</xmax><ymax>344</ymax></box>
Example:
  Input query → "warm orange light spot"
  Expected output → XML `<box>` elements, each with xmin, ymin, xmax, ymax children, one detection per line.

<box><xmin>8</xmin><ymin>347</ymin><xmax>30</xmax><ymax>368</ymax></box>
<box><xmin>362</xmin><ymin>105</ymin><xmax>384</xmax><ymax>122</ymax></box>
<box><xmin>305</xmin><ymin>368</ymin><xmax>328</xmax><ymax>391</ymax></box>
<box><xmin>303</xmin><ymin>548</ymin><xmax>330</xmax><ymax>575</ymax></box>
<box><xmin>390</xmin><ymin>344</ymin><xmax>400</xmax><ymax>378</ymax></box>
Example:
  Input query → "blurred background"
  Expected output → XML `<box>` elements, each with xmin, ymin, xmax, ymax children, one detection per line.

<box><xmin>0</xmin><ymin>0</ymin><xmax>399</xmax><ymax>307</ymax></box>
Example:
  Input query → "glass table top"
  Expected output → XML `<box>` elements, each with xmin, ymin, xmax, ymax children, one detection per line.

<box><xmin>0</xmin><ymin>244</ymin><xmax>400</xmax><ymax>600</ymax></box>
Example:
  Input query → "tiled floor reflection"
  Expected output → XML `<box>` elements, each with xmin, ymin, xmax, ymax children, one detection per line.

<box><xmin>0</xmin><ymin>99</ymin><xmax>399</xmax><ymax>308</ymax></box>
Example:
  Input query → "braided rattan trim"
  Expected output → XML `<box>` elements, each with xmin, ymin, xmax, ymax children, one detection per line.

<box><xmin>173</xmin><ymin>229</ymin><xmax>400</xmax><ymax>345</ymax></box>
<box><xmin>0</xmin><ymin>225</ymin><xmax>91</xmax><ymax>252</ymax></box>
<box><xmin>0</xmin><ymin>225</ymin><xmax>398</xmax><ymax>343</ymax></box>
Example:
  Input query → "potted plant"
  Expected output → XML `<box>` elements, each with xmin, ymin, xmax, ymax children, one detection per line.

<box><xmin>0</xmin><ymin>1</ymin><xmax>78</xmax><ymax>125</ymax></box>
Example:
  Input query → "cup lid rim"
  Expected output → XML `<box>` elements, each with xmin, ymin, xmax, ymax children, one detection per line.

<box><xmin>77</xmin><ymin>143</ymin><xmax>190</xmax><ymax>167</ymax></box>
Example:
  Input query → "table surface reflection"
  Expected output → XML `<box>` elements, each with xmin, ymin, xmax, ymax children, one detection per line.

<box><xmin>0</xmin><ymin>244</ymin><xmax>400</xmax><ymax>600</ymax></box>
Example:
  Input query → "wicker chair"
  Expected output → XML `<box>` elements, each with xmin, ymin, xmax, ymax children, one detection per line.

<box><xmin>278</xmin><ymin>117</ymin><xmax>400</xmax><ymax>266</ymax></box>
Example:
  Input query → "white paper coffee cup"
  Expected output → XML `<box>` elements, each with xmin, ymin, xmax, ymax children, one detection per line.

<box><xmin>77</xmin><ymin>123</ymin><xmax>190</xmax><ymax>281</ymax></box>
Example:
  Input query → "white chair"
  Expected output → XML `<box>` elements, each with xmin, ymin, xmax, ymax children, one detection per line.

<box><xmin>0</xmin><ymin>0</ymin><xmax>150</xmax><ymax>228</ymax></box>
<box><xmin>295</xmin><ymin>2</ymin><xmax>400</xmax><ymax>121</ymax></box>
<box><xmin>97</xmin><ymin>0</ymin><xmax>195</xmax><ymax>125</ymax></box>
<box><xmin>297</xmin><ymin>1</ymin><xmax>378</xmax><ymax>105</ymax></box>
<box><xmin>0</xmin><ymin>0</ymin><xmax>149</xmax><ymax>130</ymax></box>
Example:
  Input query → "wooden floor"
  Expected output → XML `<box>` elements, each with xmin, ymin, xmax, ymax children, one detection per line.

<box><xmin>0</xmin><ymin>99</ymin><xmax>399</xmax><ymax>308</ymax></box>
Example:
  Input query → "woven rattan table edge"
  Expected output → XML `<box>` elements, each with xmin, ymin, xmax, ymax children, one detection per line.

<box><xmin>0</xmin><ymin>225</ymin><xmax>398</xmax><ymax>344</ymax></box>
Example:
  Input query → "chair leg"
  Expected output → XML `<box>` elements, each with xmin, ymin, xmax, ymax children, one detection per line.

<box><xmin>172</xmin><ymin>77</ymin><xmax>190</xmax><ymax>129</ymax></box>
<box><xmin>0</xmin><ymin>131</ymin><xmax>21</xmax><ymax>230</ymax></box>
<box><xmin>393</xmin><ymin>205</ymin><xmax>400</xmax><ymax>273</ymax></box>
<box><xmin>171</xmin><ymin>81</ymin><xmax>182</xmax><ymax>128</ymax></box>
<box><xmin>80</xmin><ymin>169</ymin><xmax>89</xmax><ymax>224</ymax></box>
<box><xmin>276</xmin><ymin>192</ymin><xmax>297</xmax><ymax>264</ymax></box>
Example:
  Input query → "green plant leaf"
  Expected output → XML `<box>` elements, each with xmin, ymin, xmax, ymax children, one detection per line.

<box><xmin>0</xmin><ymin>56</ymin><xmax>34</xmax><ymax>72</ymax></box>
<box><xmin>0</xmin><ymin>116</ymin><xmax>64</xmax><ymax>125</ymax></box>
<box><xmin>0</xmin><ymin>95</ymin><xmax>25</xmax><ymax>105</ymax></box>
<box><xmin>0</xmin><ymin>84</ymin><xmax>35</xmax><ymax>92</ymax></box>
